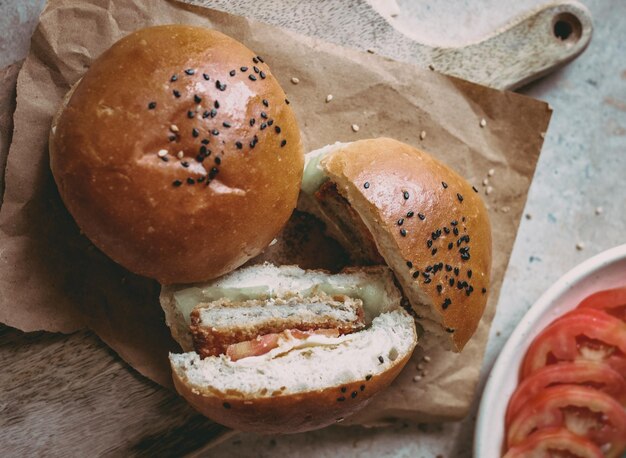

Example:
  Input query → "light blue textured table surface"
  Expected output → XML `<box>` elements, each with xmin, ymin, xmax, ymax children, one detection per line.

<box><xmin>2</xmin><ymin>1</ymin><xmax>624</xmax><ymax>456</ymax></box>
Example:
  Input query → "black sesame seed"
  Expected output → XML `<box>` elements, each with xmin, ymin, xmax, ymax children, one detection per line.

<box><xmin>223</xmin><ymin>122</ymin><xmax>231</xmax><ymax>128</ymax></box>
<box><xmin>449</xmin><ymin>278</ymin><xmax>454</xmax><ymax>286</ymax></box>
<box><xmin>457</xmin><ymin>281</ymin><xmax>464</xmax><ymax>289</ymax></box>
<box><xmin>173</xmin><ymin>90</ymin><xmax>181</xmax><ymax>98</ymax></box>
<box><xmin>197</xmin><ymin>176</ymin><xmax>205</xmax><ymax>183</ymax></box>
<box><xmin>436</xmin><ymin>284</ymin><xmax>443</xmax><ymax>293</ymax></box>
<box><xmin>351</xmin><ymin>391</ymin><xmax>358</xmax><ymax>399</ymax></box>
<box><xmin>240</xmin><ymin>66</ymin><xmax>248</xmax><ymax>72</ymax></box>
<box><xmin>473</xmin><ymin>186</ymin><xmax>479</xmax><ymax>193</ymax></box>
<box><xmin>236</xmin><ymin>141</ymin><xmax>243</xmax><ymax>149</ymax></box>
<box><xmin>418</xmin><ymin>213</ymin><xmax>426</xmax><ymax>220</ymax></box>
<box><xmin>403</xmin><ymin>191</ymin><xmax>410</xmax><ymax>200</ymax></box>
<box><xmin>261</xmin><ymin>111</ymin><xmax>268</xmax><ymax>119</ymax></box>
<box><xmin>400</xmin><ymin>229</ymin><xmax>407</xmax><ymax>237</ymax></box>
<box><xmin>444</xmin><ymin>227</ymin><xmax>450</xmax><ymax>234</ymax></box>
<box><xmin>214</xmin><ymin>100</ymin><xmax>220</xmax><ymax>109</ymax></box>
<box><xmin>181</xmin><ymin>161</ymin><xmax>189</xmax><ymax>168</ymax></box>
<box><xmin>341</xmin><ymin>387</ymin><xmax>347</xmax><ymax>393</ymax></box>
<box><xmin>445</xmin><ymin>264</ymin><xmax>452</xmax><ymax>271</ymax></box>
<box><xmin>275</xmin><ymin>126</ymin><xmax>281</xmax><ymax>134</ymax></box>
<box><xmin>252</xmin><ymin>57</ymin><xmax>259</xmax><ymax>64</ymax></box>
<box><xmin>257</xmin><ymin>56</ymin><xmax>264</xmax><ymax>63</ymax></box>
<box><xmin>281</xmin><ymin>140</ymin><xmax>287</xmax><ymax>147</ymax></box>
<box><xmin>223</xmin><ymin>402</ymin><xmax>231</xmax><ymax>409</ymax></box>
<box><xmin>360</xmin><ymin>385</ymin><xmax>365</xmax><ymax>391</ymax></box>
<box><xmin>171</xmin><ymin>75</ymin><xmax>178</xmax><ymax>82</ymax></box>
<box><xmin>453</xmin><ymin>227</ymin><xmax>459</xmax><ymax>236</ymax></box>
<box><xmin>250</xmin><ymin>118</ymin><xmax>256</xmax><ymax>126</ymax></box>
<box><xmin>212</xmin><ymin>129</ymin><xmax>219</xmax><ymax>136</ymax></box>
<box><xmin>193</xmin><ymin>94</ymin><xmax>202</xmax><ymax>104</ymax></box>
<box><xmin>192</xmin><ymin>128</ymin><xmax>199</xmax><ymax>137</ymax></box>
<box><xmin>185</xmin><ymin>68</ymin><xmax>195</xmax><ymax>75</ymax></box>
<box><xmin>215</xmin><ymin>157</ymin><xmax>221</xmax><ymax>165</ymax></box>
<box><xmin>195</xmin><ymin>155</ymin><xmax>204</xmax><ymax>163</ymax></box>
<box><xmin>366</xmin><ymin>374</ymin><xmax>372</xmax><ymax>381</ymax></box>
<box><xmin>199</xmin><ymin>145</ymin><xmax>207</xmax><ymax>155</ymax></box>
<box><xmin>253</xmin><ymin>66</ymin><xmax>260</xmax><ymax>74</ymax></box>
<box><xmin>268</xmin><ymin>120</ymin><xmax>274</xmax><ymax>126</ymax></box>
<box><xmin>406</xmin><ymin>261</ymin><xmax>413</xmax><ymax>268</ymax></box>
<box><xmin>424</xmin><ymin>277</ymin><xmax>432</xmax><ymax>284</ymax></box>
<box><xmin>259</xmin><ymin>71</ymin><xmax>266</xmax><ymax>79</ymax></box>
<box><xmin>398</xmin><ymin>218</ymin><xmax>404</xmax><ymax>226</ymax></box>
<box><xmin>451</xmin><ymin>220</ymin><xmax>458</xmax><ymax>226</ymax></box>
<box><xmin>442</xmin><ymin>298</ymin><xmax>452</xmax><ymax>310</ymax></box>
<box><xmin>210</xmin><ymin>108</ymin><xmax>217</xmax><ymax>118</ymax></box>
<box><xmin>249</xmin><ymin>74</ymin><xmax>257</xmax><ymax>81</ymax></box>
<box><xmin>482</xmin><ymin>288</ymin><xmax>487</xmax><ymax>294</ymax></box>
<box><xmin>457</xmin><ymin>193</ymin><xmax>464</xmax><ymax>202</ymax></box>
<box><xmin>337</xmin><ymin>397</ymin><xmax>346</xmax><ymax>402</ymax></box>
<box><xmin>285</xmin><ymin>98</ymin><xmax>290</xmax><ymax>104</ymax></box>
<box><xmin>407</xmin><ymin>211</ymin><xmax>414</xmax><ymax>218</ymax></box>
<box><xmin>260</xmin><ymin>123</ymin><xmax>267</xmax><ymax>130</ymax></box>
<box><xmin>229</xmin><ymin>70</ymin><xmax>236</xmax><ymax>77</ymax></box>
<box><xmin>168</xmin><ymin>135</ymin><xmax>176</xmax><ymax>142</ymax></box>
<box><xmin>186</xmin><ymin>177</ymin><xmax>195</xmax><ymax>185</ymax></box>
<box><xmin>209</xmin><ymin>167</ymin><xmax>219</xmax><ymax>178</ymax></box>
<box><xmin>363</xmin><ymin>182</ymin><xmax>370</xmax><ymax>189</ymax></box>
<box><xmin>262</xmin><ymin>99</ymin><xmax>269</xmax><ymax>107</ymax></box>
<box><xmin>160</xmin><ymin>156</ymin><xmax>169</xmax><ymax>162</ymax></box>
<box><xmin>187</xmin><ymin>110</ymin><xmax>195</xmax><ymax>119</ymax></box>
<box><xmin>202</xmin><ymin>110</ymin><xmax>210</xmax><ymax>119</ymax></box>
<box><xmin>148</xmin><ymin>102</ymin><xmax>156</xmax><ymax>109</ymax></box>
<box><xmin>446</xmin><ymin>327</ymin><xmax>455</xmax><ymax>333</ymax></box>
<box><xmin>201</xmin><ymin>139</ymin><xmax>209</xmax><ymax>145</ymax></box>
<box><xmin>378</xmin><ymin>356</ymin><xmax>384</xmax><ymax>364</ymax></box>
<box><xmin>462</xmin><ymin>216</ymin><xmax>466</xmax><ymax>222</ymax></box>
<box><xmin>448</xmin><ymin>242</ymin><xmax>453</xmax><ymax>250</ymax></box>
<box><xmin>412</xmin><ymin>271</ymin><xmax>420</xmax><ymax>279</ymax></box>
<box><xmin>442</xmin><ymin>181</ymin><xmax>448</xmax><ymax>189</ymax></box>
<box><xmin>203</xmin><ymin>73</ymin><xmax>210</xmax><ymax>80</ymax></box>
<box><xmin>427</xmin><ymin>240</ymin><xmax>433</xmax><ymax>248</ymax></box>
<box><xmin>432</xmin><ymin>248</ymin><xmax>438</xmax><ymax>256</ymax></box>
<box><xmin>454</xmin><ymin>267</ymin><xmax>460</xmax><ymax>276</ymax></box>
<box><xmin>425</xmin><ymin>265</ymin><xmax>433</xmax><ymax>273</ymax></box>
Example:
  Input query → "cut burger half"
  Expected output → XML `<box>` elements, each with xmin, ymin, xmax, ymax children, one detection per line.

<box><xmin>299</xmin><ymin>138</ymin><xmax>492</xmax><ymax>351</ymax></box>
<box><xmin>161</xmin><ymin>263</ymin><xmax>418</xmax><ymax>433</ymax></box>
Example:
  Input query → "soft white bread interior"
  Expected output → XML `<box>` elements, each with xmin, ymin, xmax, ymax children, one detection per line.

<box><xmin>299</xmin><ymin>138</ymin><xmax>492</xmax><ymax>352</ymax></box>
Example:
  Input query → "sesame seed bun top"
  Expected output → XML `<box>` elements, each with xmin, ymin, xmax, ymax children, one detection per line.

<box><xmin>50</xmin><ymin>25</ymin><xmax>303</xmax><ymax>284</ymax></box>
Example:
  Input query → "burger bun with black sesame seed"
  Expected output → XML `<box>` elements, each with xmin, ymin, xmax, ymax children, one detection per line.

<box><xmin>163</xmin><ymin>263</ymin><xmax>418</xmax><ymax>433</ymax></box>
<box><xmin>299</xmin><ymin>138</ymin><xmax>492</xmax><ymax>352</ymax></box>
<box><xmin>49</xmin><ymin>25</ymin><xmax>303</xmax><ymax>284</ymax></box>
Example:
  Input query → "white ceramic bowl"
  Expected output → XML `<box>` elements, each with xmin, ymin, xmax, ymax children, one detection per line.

<box><xmin>474</xmin><ymin>243</ymin><xmax>626</xmax><ymax>457</ymax></box>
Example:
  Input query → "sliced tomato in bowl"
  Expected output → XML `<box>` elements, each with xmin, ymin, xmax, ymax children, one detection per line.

<box><xmin>506</xmin><ymin>385</ymin><xmax>626</xmax><ymax>457</ymax></box>
<box><xmin>503</xmin><ymin>427</ymin><xmax>603</xmax><ymax>458</ymax></box>
<box><xmin>520</xmin><ymin>308</ymin><xmax>626</xmax><ymax>379</ymax></box>
<box><xmin>577</xmin><ymin>286</ymin><xmax>626</xmax><ymax>322</ymax></box>
<box><xmin>505</xmin><ymin>360</ymin><xmax>626</xmax><ymax>425</ymax></box>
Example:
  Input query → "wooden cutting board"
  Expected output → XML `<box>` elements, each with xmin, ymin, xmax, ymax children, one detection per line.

<box><xmin>0</xmin><ymin>0</ymin><xmax>591</xmax><ymax>455</ymax></box>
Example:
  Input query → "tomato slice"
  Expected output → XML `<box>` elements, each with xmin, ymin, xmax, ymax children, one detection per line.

<box><xmin>520</xmin><ymin>308</ymin><xmax>626</xmax><ymax>379</ymax></box>
<box><xmin>503</xmin><ymin>427</ymin><xmax>603</xmax><ymax>458</ymax></box>
<box><xmin>578</xmin><ymin>286</ymin><xmax>626</xmax><ymax>322</ymax></box>
<box><xmin>506</xmin><ymin>385</ymin><xmax>626</xmax><ymax>457</ymax></box>
<box><xmin>225</xmin><ymin>329</ymin><xmax>340</xmax><ymax>361</ymax></box>
<box><xmin>506</xmin><ymin>361</ymin><xmax>626</xmax><ymax>425</ymax></box>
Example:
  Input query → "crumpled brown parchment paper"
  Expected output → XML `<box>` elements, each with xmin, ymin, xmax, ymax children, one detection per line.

<box><xmin>0</xmin><ymin>0</ymin><xmax>551</xmax><ymax>425</ymax></box>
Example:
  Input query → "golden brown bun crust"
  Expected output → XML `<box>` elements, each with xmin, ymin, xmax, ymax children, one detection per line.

<box><xmin>171</xmin><ymin>351</ymin><xmax>411</xmax><ymax>434</ymax></box>
<box><xmin>322</xmin><ymin>138</ymin><xmax>492</xmax><ymax>350</ymax></box>
<box><xmin>50</xmin><ymin>25</ymin><xmax>303</xmax><ymax>284</ymax></box>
